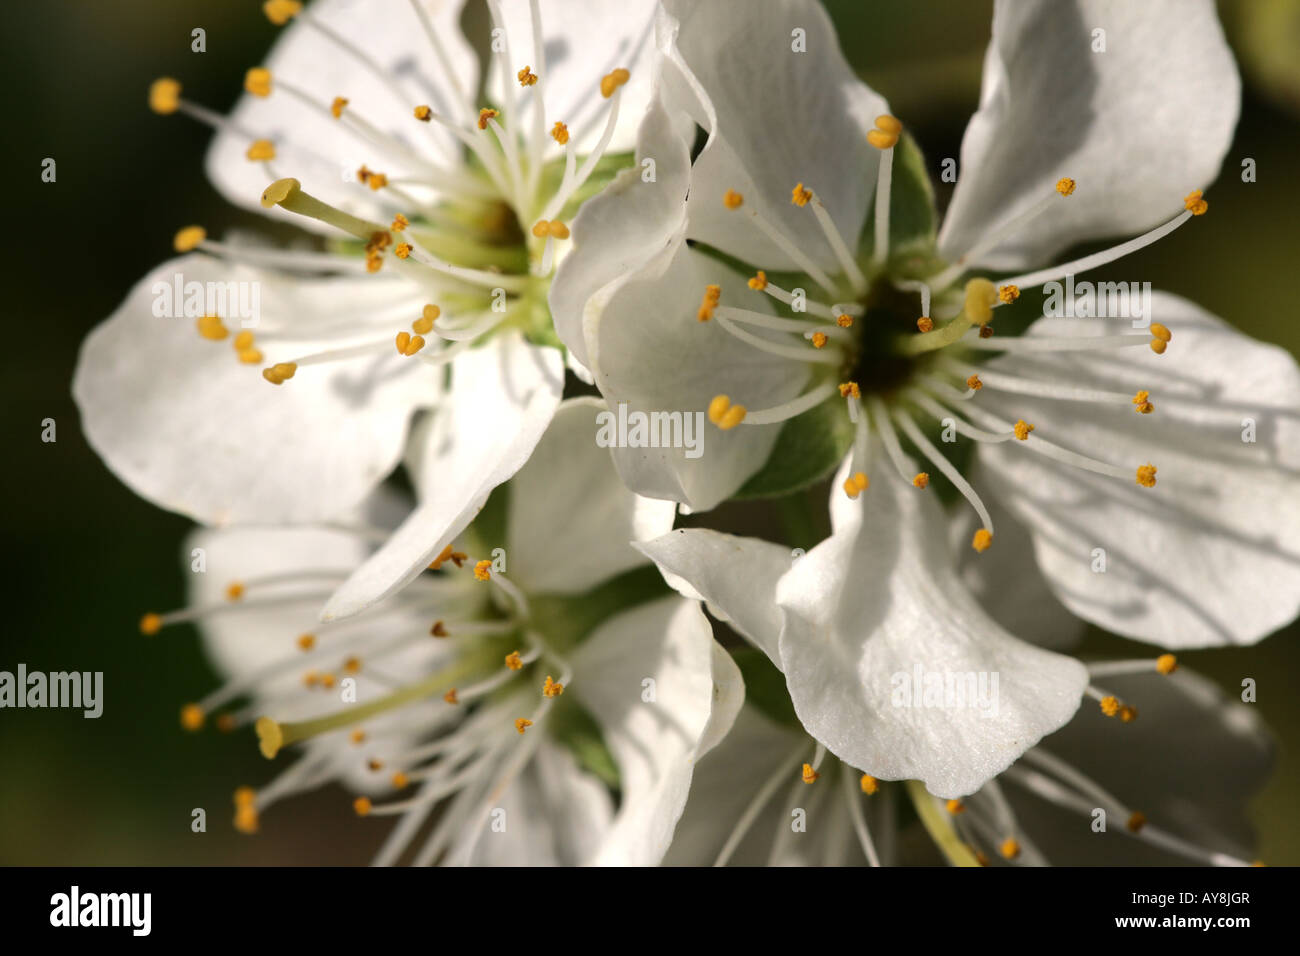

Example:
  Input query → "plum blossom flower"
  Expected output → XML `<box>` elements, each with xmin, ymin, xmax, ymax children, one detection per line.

<box><xmin>554</xmin><ymin>0</ymin><xmax>1300</xmax><ymax>649</ymax></box>
<box><xmin>74</xmin><ymin>0</ymin><xmax>657</xmax><ymax>583</ymax></box>
<box><xmin>141</xmin><ymin>400</ymin><xmax>740</xmax><ymax>865</ymax></box>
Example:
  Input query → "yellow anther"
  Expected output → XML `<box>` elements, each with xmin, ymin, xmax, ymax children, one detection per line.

<box><xmin>343</xmin><ymin>656</ymin><xmax>361</xmax><ymax>675</ymax></box>
<box><xmin>245</xmin><ymin>139</ymin><xmax>276</xmax><ymax>162</ymax></box>
<box><xmin>707</xmin><ymin>395</ymin><xmax>746</xmax><ymax>430</ymax></box>
<box><xmin>261</xmin><ymin>361</ymin><xmax>297</xmax><ymax>386</ymax></box>
<box><xmin>697</xmin><ymin>283</ymin><xmax>723</xmax><ymax>322</ymax></box>
<box><xmin>474</xmin><ymin>559</ymin><xmax>492</xmax><ymax>581</ymax></box>
<box><xmin>916</xmin><ymin>316</ymin><xmax>934</xmax><ymax>333</ymax></box>
<box><xmin>547</xmin><ymin>220</ymin><xmax>570</xmax><ymax>239</ymax></box>
<box><xmin>293</xmin><ymin>633</ymin><xmax>315</xmax><ymax>652</ymax></box>
<box><xmin>999</xmin><ymin>838</ymin><xmax>1021</xmax><ymax>860</ymax></box>
<box><xmin>1132</xmin><ymin>389</ymin><xmax>1154</xmax><ymax>414</ymax></box>
<box><xmin>366</xmin><ymin>170</ymin><xmax>389</xmax><ymax>191</ymax></box>
<box><xmin>392</xmin><ymin>771</ymin><xmax>410</xmax><ymax>789</ymax></box>
<box><xmin>302</xmin><ymin>670</ymin><xmax>320</xmax><ymax>688</ymax></box>
<box><xmin>517</xmin><ymin>65</ymin><xmax>538</xmax><ymax>87</ymax></box>
<box><xmin>430</xmin><ymin>620</ymin><xmax>449</xmax><ymax>638</ymax></box>
<box><xmin>531</xmin><ymin>220</ymin><xmax>549</xmax><ymax>238</ymax></box>
<box><xmin>1155</xmin><ymin>653</ymin><xmax>1177</xmax><ymax>675</ymax></box>
<box><xmin>237</xmin><ymin>348</ymin><xmax>264</xmax><ymax>365</ymax></box>
<box><xmin>444</xmin><ymin>687</ymin><xmax>459</xmax><ymax>705</ymax></box>
<box><xmin>173</xmin><ymin>225</ymin><xmax>206</xmax><ymax>253</ymax></box>
<box><xmin>838</xmin><ymin>382</ymin><xmax>861</xmax><ymax>399</ymax></box>
<box><xmin>1127</xmin><ymin>811</ymin><xmax>1147</xmax><ymax>832</ymax></box>
<box><xmin>353</xmin><ymin>796</ymin><xmax>372</xmax><ymax>816</ymax></box>
<box><xmin>723</xmin><ymin>189</ymin><xmax>744</xmax><ymax>209</ymax></box>
<box><xmin>874</xmin><ymin>114</ymin><xmax>902</xmax><ymax>135</ymax></box>
<box><xmin>998</xmin><ymin>284</ymin><xmax>1020</xmax><ymax>304</ymax></box>
<box><xmin>966</xmin><ymin>374</ymin><xmax>983</xmax><ymax>391</ymax></box>
<box><xmin>1135</xmin><ymin>464</ymin><xmax>1157</xmax><ymax>488</ymax></box>
<box><xmin>1149</xmin><ymin>338</ymin><xmax>1167</xmax><ymax>355</ymax></box>
<box><xmin>748</xmin><ymin>270</ymin><xmax>767</xmax><ymax>290</ymax></box>
<box><xmin>244</xmin><ymin>67</ymin><xmax>273</xmax><ymax>97</ymax></box>
<box><xmin>413</xmin><ymin>104</ymin><xmax>432</xmax><ymax>122</ymax></box>
<box><xmin>263</xmin><ymin>0</ymin><xmax>302</xmax><ymax>26</ymax></box>
<box><xmin>979</xmin><ymin>325</ymin><xmax>994</xmax><ymax>339</ymax></box>
<box><xmin>225</xmin><ymin>581</ymin><xmax>245</xmax><ymax>601</ymax></box>
<box><xmin>149</xmin><ymin>77</ymin><xmax>181</xmax><ymax>115</ymax></box>
<box><xmin>1055</xmin><ymin>177</ymin><xmax>1077</xmax><ymax>197</ymax></box>
<box><xmin>551</xmin><ymin>121</ymin><xmax>570</xmax><ymax>144</ymax></box>
<box><xmin>391</xmin><ymin>213</ymin><xmax>409</xmax><ymax>232</ymax></box>
<box><xmin>394</xmin><ymin>331</ymin><xmax>425</xmax><ymax>356</ymax></box>
<box><xmin>790</xmin><ymin>182</ymin><xmax>812</xmax><ymax>207</ymax></box>
<box><xmin>1013</xmin><ymin>420</ymin><xmax>1035</xmax><ymax>441</ymax></box>
<box><xmin>1100</xmin><ymin>695</ymin><xmax>1120</xmax><ymax>717</ymax></box>
<box><xmin>1183</xmin><ymin>189</ymin><xmax>1208</xmax><ymax>215</ymax></box>
<box><xmin>859</xmin><ymin>774</ymin><xmax>879</xmax><ymax>795</ymax></box>
<box><xmin>233</xmin><ymin>330</ymin><xmax>255</xmax><ymax>352</ymax></box>
<box><xmin>1119</xmin><ymin>704</ymin><xmax>1138</xmax><ymax>723</ymax></box>
<box><xmin>139</xmin><ymin>612</ymin><xmax>163</xmax><ymax>636</ymax></box>
<box><xmin>394</xmin><ymin>242</ymin><xmax>413</xmax><ymax>259</ymax></box>
<box><xmin>1149</xmin><ymin>323</ymin><xmax>1172</xmax><ymax>343</ymax></box>
<box><xmin>912</xmin><ymin>472</ymin><xmax>930</xmax><ymax>489</ymax></box>
<box><xmin>395</xmin><ymin>331</ymin><xmax>411</xmax><ymax>354</ymax></box>
<box><xmin>600</xmin><ymin>68</ymin><xmax>630</xmax><ymax>98</ymax></box>
<box><xmin>259</xmin><ymin>177</ymin><xmax>300</xmax><ymax>208</ymax></box>
<box><xmin>811</xmin><ymin>332</ymin><xmax>828</xmax><ymax>349</ymax></box>
<box><xmin>542</xmin><ymin>675</ymin><xmax>565</xmax><ymax>698</ymax></box>
<box><xmin>349</xmin><ymin>728</ymin><xmax>365</xmax><ymax>745</ymax></box>
<box><xmin>963</xmin><ymin>277</ymin><xmax>997</xmax><ymax>326</ymax></box>
<box><xmin>971</xmin><ymin>528</ymin><xmax>993</xmax><ymax>553</ymax></box>
<box><xmin>320</xmin><ymin>673</ymin><xmax>336</xmax><ymax>689</ymax></box>
<box><xmin>836</xmin><ymin>313</ymin><xmax>854</xmax><ymax>328</ymax></box>
<box><xmin>866</xmin><ymin>128</ymin><xmax>899</xmax><ymax>150</ymax></box>
<box><xmin>429</xmin><ymin>545</ymin><xmax>467</xmax><ymax>570</ymax></box>
<box><xmin>215</xmin><ymin>714</ymin><xmax>236</xmax><ymax>733</ymax></box>
<box><xmin>945</xmin><ymin>799</ymin><xmax>965</xmax><ymax>815</ymax></box>
<box><xmin>843</xmin><ymin>471</ymin><xmax>869</xmax><ymax>499</ymax></box>
<box><xmin>477</xmin><ymin>107</ymin><xmax>499</xmax><ymax>130</ymax></box>
<box><xmin>330</xmin><ymin>96</ymin><xmax>348</xmax><ymax>119</ymax></box>
<box><xmin>801</xmin><ymin>763</ymin><xmax>820</xmax><ymax>784</ymax></box>
<box><xmin>515</xmin><ymin>717</ymin><xmax>534</xmax><ymax>734</ymax></box>
<box><xmin>234</xmin><ymin>786</ymin><xmax>257</xmax><ymax>808</ymax></box>
<box><xmin>196</xmin><ymin>314</ymin><xmax>229</xmax><ymax>341</ymax></box>
<box><xmin>505</xmin><ymin>650</ymin><xmax>523</xmax><ymax>671</ymax></box>
<box><xmin>233</xmin><ymin>804</ymin><xmax>259</xmax><ymax>834</ymax></box>
<box><xmin>415</xmin><ymin>304</ymin><xmax>441</xmax><ymax>334</ymax></box>
<box><xmin>181</xmin><ymin>703</ymin><xmax>204</xmax><ymax>731</ymax></box>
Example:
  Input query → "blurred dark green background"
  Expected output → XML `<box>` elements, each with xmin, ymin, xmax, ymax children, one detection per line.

<box><xmin>2</xmin><ymin>0</ymin><xmax>1297</xmax><ymax>865</ymax></box>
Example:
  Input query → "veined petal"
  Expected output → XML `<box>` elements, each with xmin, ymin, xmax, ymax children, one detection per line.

<box><xmin>482</xmin><ymin>0</ymin><xmax>658</xmax><ymax>156</ymax></box>
<box><xmin>572</xmin><ymin>597</ymin><xmax>743</xmax><ymax>866</ymax></box>
<box><xmin>506</xmin><ymin>398</ymin><xmax>676</xmax><ymax>595</ymax></box>
<box><xmin>974</xmin><ymin>295</ymin><xmax>1300</xmax><ymax>648</ymax></box>
<box><xmin>661</xmin><ymin>0</ymin><xmax>886</xmax><ymax>272</ymax></box>
<box><xmin>588</xmin><ymin>243</ymin><xmax>807</xmax><ymax>511</ymax></box>
<box><xmin>207</xmin><ymin>0</ymin><xmax>477</xmax><ymax>227</ymax></box>
<box><xmin>550</xmin><ymin>96</ymin><xmax>692</xmax><ymax>370</ymax></box>
<box><xmin>320</xmin><ymin>331</ymin><xmax>563</xmax><ymax>620</ymax></box>
<box><xmin>776</xmin><ymin>456</ymin><xmax>1089</xmax><ymax>799</ymax></box>
<box><xmin>636</xmin><ymin>528</ymin><xmax>794</xmax><ymax>665</ymax></box>
<box><xmin>938</xmin><ymin>0</ymin><xmax>1240</xmax><ymax>269</ymax></box>
<box><xmin>73</xmin><ymin>255</ymin><xmax>436</xmax><ymax>524</ymax></box>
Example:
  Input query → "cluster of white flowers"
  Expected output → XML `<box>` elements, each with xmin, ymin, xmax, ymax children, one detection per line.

<box><xmin>74</xmin><ymin>0</ymin><xmax>1295</xmax><ymax>865</ymax></box>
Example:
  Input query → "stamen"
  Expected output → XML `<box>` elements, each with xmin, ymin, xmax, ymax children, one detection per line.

<box><xmin>714</xmin><ymin>742</ymin><xmax>812</xmax><ymax>866</ymax></box>
<box><xmin>868</xmin><ymin>115</ymin><xmax>901</xmax><ymax>263</ymax></box>
<box><xmin>714</xmin><ymin>313</ymin><xmax>842</xmax><ymax>365</ymax></box>
<box><xmin>894</xmin><ymin>408</ymin><xmax>994</xmax><ymax>541</ymax></box>
<box><xmin>733</xmin><ymin>205</ymin><xmax>838</xmax><ymax>296</ymax></box>
<box><xmin>734</xmin><ymin>382</ymin><xmax>838</xmax><ymax>426</ymax></box>
<box><xmin>842</xmin><ymin>767</ymin><xmax>882</xmax><ymax>866</ymax></box>
<box><xmin>707</xmin><ymin>395</ymin><xmax>748</xmax><ymax>430</ymax></box>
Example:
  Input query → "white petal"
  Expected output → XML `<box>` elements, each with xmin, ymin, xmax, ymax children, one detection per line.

<box><xmin>571</xmin><ymin>597</ymin><xmax>741</xmax><ymax>865</ymax></box>
<box><xmin>505</xmin><ymin>398</ymin><xmax>676</xmax><ymax>594</ymax></box>
<box><xmin>206</xmin><ymin>0</ymin><xmax>477</xmax><ymax>226</ymax></box>
<box><xmin>481</xmin><ymin>0</ymin><xmax>659</xmax><ymax>156</ymax></box>
<box><xmin>550</xmin><ymin>95</ymin><xmax>692</xmax><ymax>370</ymax></box>
<box><xmin>465</xmin><ymin>738</ymin><xmax>615</xmax><ymax>866</ymax></box>
<box><xmin>320</xmin><ymin>332</ymin><xmax>563</xmax><ymax>620</ymax></box>
<box><xmin>588</xmin><ymin>243</ymin><xmax>807</xmax><ymax>511</ymax></box>
<box><xmin>948</xmin><ymin>498</ymin><xmax>1085</xmax><ymax>651</ymax></box>
<box><xmin>635</xmin><ymin>528</ymin><xmax>793</xmax><ymax>665</ymax></box>
<box><xmin>661</xmin><ymin>0</ymin><xmax>886</xmax><ymax>272</ymax></box>
<box><xmin>938</xmin><ymin>0</ymin><xmax>1240</xmax><ymax>268</ymax></box>
<box><xmin>72</xmin><ymin>256</ymin><xmax>436</xmax><ymax>524</ymax></box>
<box><xmin>775</xmin><ymin>457</ymin><xmax>1089</xmax><ymax>799</ymax></box>
<box><xmin>974</xmin><ymin>296</ymin><xmax>1300</xmax><ymax>647</ymax></box>
<box><xmin>1008</xmin><ymin>670</ymin><xmax>1271</xmax><ymax>864</ymax></box>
